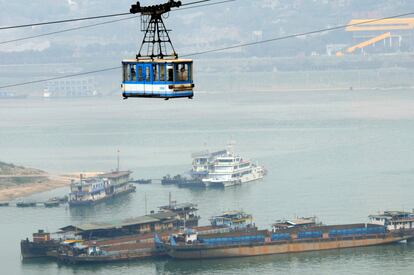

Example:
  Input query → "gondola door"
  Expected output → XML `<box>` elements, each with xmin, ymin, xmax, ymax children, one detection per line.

<box><xmin>142</xmin><ymin>64</ymin><xmax>153</xmax><ymax>96</ymax></box>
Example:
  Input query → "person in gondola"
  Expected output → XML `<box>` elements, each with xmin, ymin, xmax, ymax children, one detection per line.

<box><xmin>131</xmin><ymin>66</ymin><xmax>136</xmax><ymax>81</ymax></box>
<box><xmin>179</xmin><ymin>64</ymin><xmax>187</xmax><ymax>81</ymax></box>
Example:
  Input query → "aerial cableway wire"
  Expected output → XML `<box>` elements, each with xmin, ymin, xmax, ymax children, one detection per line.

<box><xmin>0</xmin><ymin>0</ymin><xmax>220</xmax><ymax>31</ymax></box>
<box><xmin>1</xmin><ymin>10</ymin><xmax>413</xmax><ymax>90</ymax></box>
<box><xmin>0</xmin><ymin>0</ymin><xmax>236</xmax><ymax>45</ymax></box>
<box><xmin>0</xmin><ymin>16</ymin><xmax>137</xmax><ymax>45</ymax></box>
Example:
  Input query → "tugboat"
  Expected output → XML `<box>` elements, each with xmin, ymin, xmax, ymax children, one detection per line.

<box><xmin>44</xmin><ymin>200</ymin><xmax>60</xmax><ymax>208</ymax></box>
<box><xmin>21</xmin><ymin>230</ymin><xmax>61</xmax><ymax>259</ymax></box>
<box><xmin>16</xmin><ymin>202</ymin><xmax>37</xmax><ymax>207</ymax></box>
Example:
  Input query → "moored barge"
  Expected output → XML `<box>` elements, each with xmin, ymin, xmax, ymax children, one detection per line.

<box><xmin>69</xmin><ymin>171</ymin><xmax>135</xmax><ymax>206</ymax></box>
<box><xmin>163</xmin><ymin>223</ymin><xmax>411</xmax><ymax>259</ymax></box>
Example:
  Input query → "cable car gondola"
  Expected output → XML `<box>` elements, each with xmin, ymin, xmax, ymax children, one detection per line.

<box><xmin>122</xmin><ymin>58</ymin><xmax>194</xmax><ymax>99</ymax></box>
<box><xmin>122</xmin><ymin>0</ymin><xmax>194</xmax><ymax>100</ymax></box>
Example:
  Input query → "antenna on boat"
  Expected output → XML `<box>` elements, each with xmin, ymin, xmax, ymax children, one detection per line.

<box><xmin>116</xmin><ymin>149</ymin><xmax>120</xmax><ymax>172</ymax></box>
<box><xmin>145</xmin><ymin>193</ymin><xmax>148</xmax><ymax>215</ymax></box>
<box><xmin>227</xmin><ymin>140</ymin><xmax>236</xmax><ymax>155</ymax></box>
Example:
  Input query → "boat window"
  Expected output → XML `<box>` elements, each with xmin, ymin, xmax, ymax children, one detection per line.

<box><xmin>130</xmin><ymin>65</ymin><xmax>136</xmax><ymax>81</ymax></box>
<box><xmin>176</xmin><ymin>63</ymin><xmax>189</xmax><ymax>82</ymax></box>
<box><xmin>137</xmin><ymin>66</ymin><xmax>143</xmax><ymax>82</ymax></box>
<box><xmin>160</xmin><ymin>64</ymin><xmax>166</xmax><ymax>81</ymax></box>
<box><xmin>153</xmin><ymin>64</ymin><xmax>159</xmax><ymax>82</ymax></box>
<box><xmin>167</xmin><ymin>65</ymin><xmax>174</xmax><ymax>82</ymax></box>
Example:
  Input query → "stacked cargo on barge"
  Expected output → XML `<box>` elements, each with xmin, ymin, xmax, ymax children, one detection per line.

<box><xmin>163</xmin><ymin>222</ymin><xmax>411</xmax><ymax>259</ymax></box>
<box><xmin>69</xmin><ymin>171</ymin><xmax>135</xmax><ymax>206</ymax></box>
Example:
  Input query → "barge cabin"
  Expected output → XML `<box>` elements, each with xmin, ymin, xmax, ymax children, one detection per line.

<box><xmin>159</xmin><ymin>202</ymin><xmax>200</xmax><ymax>227</ymax></box>
<box><xmin>369</xmin><ymin>210</ymin><xmax>414</xmax><ymax>231</ymax></box>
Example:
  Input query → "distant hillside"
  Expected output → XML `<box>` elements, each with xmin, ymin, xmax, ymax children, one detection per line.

<box><xmin>0</xmin><ymin>161</ymin><xmax>45</xmax><ymax>176</ymax></box>
<box><xmin>0</xmin><ymin>162</ymin><xmax>48</xmax><ymax>187</ymax></box>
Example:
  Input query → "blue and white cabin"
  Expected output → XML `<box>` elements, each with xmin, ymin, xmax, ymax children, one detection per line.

<box><xmin>121</xmin><ymin>59</ymin><xmax>194</xmax><ymax>99</ymax></box>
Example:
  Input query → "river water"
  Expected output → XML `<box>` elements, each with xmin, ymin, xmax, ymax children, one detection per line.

<box><xmin>1</xmin><ymin>90</ymin><xmax>414</xmax><ymax>274</ymax></box>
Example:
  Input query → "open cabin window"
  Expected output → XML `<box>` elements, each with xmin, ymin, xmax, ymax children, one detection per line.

<box><xmin>167</xmin><ymin>64</ymin><xmax>174</xmax><ymax>82</ymax></box>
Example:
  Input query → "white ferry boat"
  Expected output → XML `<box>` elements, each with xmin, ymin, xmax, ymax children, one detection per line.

<box><xmin>202</xmin><ymin>151</ymin><xmax>265</xmax><ymax>187</ymax></box>
<box><xmin>191</xmin><ymin>149</ymin><xmax>227</xmax><ymax>179</ymax></box>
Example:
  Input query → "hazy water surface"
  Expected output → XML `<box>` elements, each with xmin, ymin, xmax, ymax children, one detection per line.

<box><xmin>1</xmin><ymin>90</ymin><xmax>414</xmax><ymax>274</ymax></box>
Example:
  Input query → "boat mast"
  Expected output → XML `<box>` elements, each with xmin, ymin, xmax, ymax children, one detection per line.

<box><xmin>117</xmin><ymin>149</ymin><xmax>120</xmax><ymax>172</ymax></box>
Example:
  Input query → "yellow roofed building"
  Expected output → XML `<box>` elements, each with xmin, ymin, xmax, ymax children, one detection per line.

<box><xmin>337</xmin><ymin>18</ymin><xmax>414</xmax><ymax>55</ymax></box>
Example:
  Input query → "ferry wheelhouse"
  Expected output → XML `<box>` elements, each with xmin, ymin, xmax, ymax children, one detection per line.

<box><xmin>191</xmin><ymin>149</ymin><xmax>227</xmax><ymax>179</ymax></box>
<box><xmin>122</xmin><ymin>59</ymin><xmax>194</xmax><ymax>99</ymax></box>
<box><xmin>202</xmin><ymin>151</ymin><xmax>265</xmax><ymax>187</ymax></box>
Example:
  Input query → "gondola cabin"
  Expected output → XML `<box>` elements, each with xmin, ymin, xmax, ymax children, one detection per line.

<box><xmin>121</xmin><ymin>59</ymin><xmax>194</xmax><ymax>99</ymax></box>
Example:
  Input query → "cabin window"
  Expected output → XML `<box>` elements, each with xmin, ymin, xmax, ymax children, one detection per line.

<box><xmin>167</xmin><ymin>65</ymin><xmax>174</xmax><ymax>82</ymax></box>
<box><xmin>137</xmin><ymin>66</ymin><xmax>143</xmax><ymax>81</ymax></box>
<box><xmin>130</xmin><ymin>65</ymin><xmax>136</xmax><ymax>81</ymax></box>
<box><xmin>123</xmin><ymin>64</ymin><xmax>129</xmax><ymax>82</ymax></box>
<box><xmin>160</xmin><ymin>64</ymin><xmax>166</xmax><ymax>81</ymax></box>
<box><xmin>145</xmin><ymin>66</ymin><xmax>151</xmax><ymax>82</ymax></box>
<box><xmin>153</xmin><ymin>64</ymin><xmax>159</xmax><ymax>82</ymax></box>
<box><xmin>176</xmin><ymin>63</ymin><xmax>189</xmax><ymax>82</ymax></box>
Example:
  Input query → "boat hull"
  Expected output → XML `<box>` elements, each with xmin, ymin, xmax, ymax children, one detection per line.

<box><xmin>204</xmin><ymin>170</ymin><xmax>264</xmax><ymax>188</ymax></box>
<box><xmin>165</xmin><ymin>235</ymin><xmax>408</xmax><ymax>259</ymax></box>
<box><xmin>69</xmin><ymin>186</ymin><xmax>135</xmax><ymax>207</ymax></box>
<box><xmin>20</xmin><ymin>240</ymin><xmax>60</xmax><ymax>259</ymax></box>
<box><xmin>57</xmin><ymin>248</ymin><xmax>161</xmax><ymax>264</ymax></box>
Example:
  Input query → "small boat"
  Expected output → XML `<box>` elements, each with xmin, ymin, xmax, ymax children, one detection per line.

<box><xmin>177</xmin><ymin>178</ymin><xmax>205</xmax><ymax>189</ymax></box>
<box><xmin>131</xmin><ymin>179</ymin><xmax>152</xmax><ymax>184</ymax></box>
<box><xmin>0</xmin><ymin>202</ymin><xmax>10</xmax><ymax>207</ymax></box>
<box><xmin>16</xmin><ymin>202</ymin><xmax>37</xmax><ymax>207</ymax></box>
<box><xmin>44</xmin><ymin>200</ymin><xmax>60</xmax><ymax>207</ymax></box>
<box><xmin>161</xmin><ymin>175</ymin><xmax>182</xmax><ymax>185</ymax></box>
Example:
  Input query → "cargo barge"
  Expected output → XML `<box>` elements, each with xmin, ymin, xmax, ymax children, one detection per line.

<box><xmin>55</xmin><ymin>210</ymin><xmax>253</xmax><ymax>264</ymax></box>
<box><xmin>21</xmin><ymin>201</ymin><xmax>201</xmax><ymax>260</ymax></box>
<box><xmin>163</xmin><ymin>222</ymin><xmax>412</xmax><ymax>259</ymax></box>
